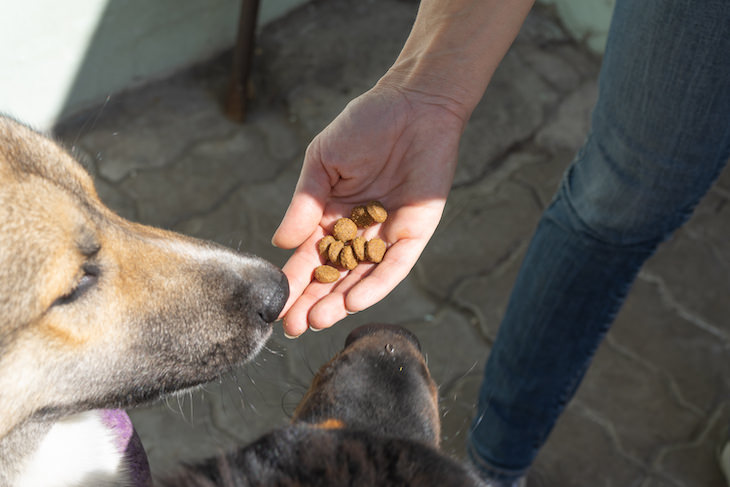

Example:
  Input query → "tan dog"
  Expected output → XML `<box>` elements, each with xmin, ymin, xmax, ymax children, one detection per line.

<box><xmin>0</xmin><ymin>115</ymin><xmax>288</xmax><ymax>486</ymax></box>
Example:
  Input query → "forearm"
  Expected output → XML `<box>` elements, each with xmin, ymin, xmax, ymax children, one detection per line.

<box><xmin>379</xmin><ymin>0</ymin><xmax>535</xmax><ymax>122</ymax></box>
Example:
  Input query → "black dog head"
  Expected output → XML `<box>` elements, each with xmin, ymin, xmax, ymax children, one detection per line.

<box><xmin>293</xmin><ymin>323</ymin><xmax>440</xmax><ymax>446</ymax></box>
<box><xmin>164</xmin><ymin>324</ymin><xmax>486</xmax><ymax>486</ymax></box>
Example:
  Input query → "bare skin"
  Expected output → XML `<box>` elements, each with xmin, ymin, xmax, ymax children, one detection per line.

<box><xmin>273</xmin><ymin>0</ymin><xmax>536</xmax><ymax>337</ymax></box>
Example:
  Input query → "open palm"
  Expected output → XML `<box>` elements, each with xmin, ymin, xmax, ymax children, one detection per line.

<box><xmin>272</xmin><ymin>83</ymin><xmax>465</xmax><ymax>337</ymax></box>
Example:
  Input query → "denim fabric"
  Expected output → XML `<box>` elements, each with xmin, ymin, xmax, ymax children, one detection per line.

<box><xmin>468</xmin><ymin>0</ymin><xmax>730</xmax><ymax>481</ymax></box>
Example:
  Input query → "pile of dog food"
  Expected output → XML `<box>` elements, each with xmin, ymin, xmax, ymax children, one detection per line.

<box><xmin>313</xmin><ymin>201</ymin><xmax>388</xmax><ymax>283</ymax></box>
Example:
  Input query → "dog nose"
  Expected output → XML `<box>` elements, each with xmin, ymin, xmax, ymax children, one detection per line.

<box><xmin>255</xmin><ymin>269</ymin><xmax>289</xmax><ymax>323</ymax></box>
<box><xmin>344</xmin><ymin>323</ymin><xmax>422</xmax><ymax>352</ymax></box>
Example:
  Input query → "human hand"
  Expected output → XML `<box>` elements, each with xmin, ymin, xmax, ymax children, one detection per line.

<box><xmin>272</xmin><ymin>82</ymin><xmax>466</xmax><ymax>337</ymax></box>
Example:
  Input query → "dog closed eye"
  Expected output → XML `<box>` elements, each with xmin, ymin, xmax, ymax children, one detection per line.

<box><xmin>52</xmin><ymin>264</ymin><xmax>100</xmax><ymax>307</ymax></box>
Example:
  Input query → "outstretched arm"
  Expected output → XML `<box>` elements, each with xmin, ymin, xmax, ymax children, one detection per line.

<box><xmin>273</xmin><ymin>0</ymin><xmax>535</xmax><ymax>337</ymax></box>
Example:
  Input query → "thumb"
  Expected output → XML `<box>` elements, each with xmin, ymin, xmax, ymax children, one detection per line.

<box><xmin>272</xmin><ymin>190</ymin><xmax>325</xmax><ymax>249</ymax></box>
<box><xmin>272</xmin><ymin>155</ymin><xmax>332</xmax><ymax>249</ymax></box>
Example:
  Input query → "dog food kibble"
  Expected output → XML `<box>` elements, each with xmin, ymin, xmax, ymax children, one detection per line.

<box><xmin>339</xmin><ymin>245</ymin><xmax>358</xmax><ymax>270</ymax></box>
<box><xmin>365</xmin><ymin>238</ymin><xmax>386</xmax><ymax>263</ymax></box>
<box><xmin>327</xmin><ymin>240</ymin><xmax>344</xmax><ymax>265</ymax></box>
<box><xmin>350</xmin><ymin>205</ymin><xmax>374</xmax><ymax>228</ymax></box>
<box><xmin>311</xmin><ymin>203</ymin><xmax>389</xmax><ymax>282</ymax></box>
<box><xmin>366</xmin><ymin>201</ymin><xmax>388</xmax><ymax>223</ymax></box>
<box><xmin>318</xmin><ymin>235</ymin><xmax>336</xmax><ymax>256</ymax></box>
<box><xmin>314</xmin><ymin>265</ymin><xmax>340</xmax><ymax>283</ymax></box>
<box><xmin>333</xmin><ymin>218</ymin><xmax>358</xmax><ymax>242</ymax></box>
<box><xmin>351</xmin><ymin>236</ymin><xmax>366</xmax><ymax>261</ymax></box>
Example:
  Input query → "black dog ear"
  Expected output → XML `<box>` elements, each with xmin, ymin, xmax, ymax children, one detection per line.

<box><xmin>344</xmin><ymin>323</ymin><xmax>422</xmax><ymax>352</ymax></box>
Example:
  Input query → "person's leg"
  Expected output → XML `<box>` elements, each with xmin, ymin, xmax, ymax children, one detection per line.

<box><xmin>468</xmin><ymin>0</ymin><xmax>730</xmax><ymax>483</ymax></box>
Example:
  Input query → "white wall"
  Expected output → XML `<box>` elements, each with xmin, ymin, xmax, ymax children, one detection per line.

<box><xmin>0</xmin><ymin>0</ymin><xmax>307</xmax><ymax>130</ymax></box>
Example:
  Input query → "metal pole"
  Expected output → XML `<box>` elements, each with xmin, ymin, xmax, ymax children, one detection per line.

<box><xmin>225</xmin><ymin>0</ymin><xmax>260</xmax><ymax>122</ymax></box>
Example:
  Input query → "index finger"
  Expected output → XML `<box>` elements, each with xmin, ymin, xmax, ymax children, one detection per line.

<box><xmin>305</xmin><ymin>236</ymin><xmax>425</xmax><ymax>328</ymax></box>
<box><xmin>278</xmin><ymin>227</ymin><xmax>327</xmax><ymax>318</ymax></box>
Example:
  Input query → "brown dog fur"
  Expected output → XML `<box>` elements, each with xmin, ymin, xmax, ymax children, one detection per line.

<box><xmin>0</xmin><ymin>115</ymin><xmax>288</xmax><ymax>485</ymax></box>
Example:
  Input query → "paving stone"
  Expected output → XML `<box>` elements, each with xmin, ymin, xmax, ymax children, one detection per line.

<box><xmin>575</xmin><ymin>328</ymin><xmax>705</xmax><ymax>464</ymax></box>
<box><xmin>67</xmin><ymin>80</ymin><xmax>238</xmax><ymax>182</ymax></box>
<box><xmin>654</xmin><ymin>403</ymin><xmax>730</xmax><ymax>487</ymax></box>
<box><xmin>419</xmin><ymin>178</ymin><xmax>541</xmax><ymax>297</ymax></box>
<box><xmin>643</xmin><ymin>191</ymin><xmax>730</xmax><ymax>341</ymax></box>
<box><xmin>715</xmin><ymin>163</ymin><xmax>730</xmax><ymax>192</ymax></box>
<box><xmin>533</xmin><ymin>403</ymin><xmax>647</xmax><ymax>487</ymax></box>
<box><xmin>451</xmin><ymin>245</ymin><xmax>525</xmax><ymax>342</ymax></box>
<box><xmin>611</xmin><ymin>278</ymin><xmax>729</xmax><ymax>414</ymax></box>
<box><xmin>550</xmin><ymin>43</ymin><xmax>603</xmax><ymax>84</ymax></box>
<box><xmin>535</xmin><ymin>80</ymin><xmax>597</xmax><ymax>154</ymax></box>
<box><xmin>283</xmin><ymin>83</ymin><xmax>353</xmax><ymax>140</ymax></box>
<box><xmin>642</xmin><ymin>478</ymin><xmax>687</xmax><ymax>487</ymax></box>
<box><xmin>119</xmin><ymin>123</ymin><xmax>291</xmax><ymax>228</ymax></box>
<box><xmin>455</xmin><ymin>51</ymin><xmax>559</xmax><ymax>186</ymax></box>
<box><xmin>172</xmin><ymin>159</ymin><xmax>300</xmax><ymax>270</ymax></box>
<box><xmin>249</xmin><ymin>110</ymin><xmax>305</xmax><ymax>162</ymax></box>
<box><xmin>510</xmin><ymin>148</ymin><xmax>573</xmax><ymax>209</ymax></box>
<box><xmin>513</xmin><ymin>44</ymin><xmax>586</xmax><ymax>94</ymax></box>
<box><xmin>420</xmin><ymin>151</ymin><xmax>553</xmax><ymax>297</ymax></box>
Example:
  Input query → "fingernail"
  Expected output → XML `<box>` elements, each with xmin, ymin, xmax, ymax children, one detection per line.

<box><xmin>308</xmin><ymin>325</ymin><xmax>322</xmax><ymax>332</ymax></box>
<box><xmin>346</xmin><ymin>311</ymin><xmax>357</xmax><ymax>315</ymax></box>
<box><xmin>283</xmin><ymin>332</ymin><xmax>299</xmax><ymax>339</ymax></box>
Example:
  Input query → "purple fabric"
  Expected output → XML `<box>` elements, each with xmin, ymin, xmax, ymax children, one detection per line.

<box><xmin>100</xmin><ymin>409</ymin><xmax>153</xmax><ymax>486</ymax></box>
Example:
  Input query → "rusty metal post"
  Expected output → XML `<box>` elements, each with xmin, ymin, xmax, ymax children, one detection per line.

<box><xmin>225</xmin><ymin>0</ymin><xmax>260</xmax><ymax>122</ymax></box>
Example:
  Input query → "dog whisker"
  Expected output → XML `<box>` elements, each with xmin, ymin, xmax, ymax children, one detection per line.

<box><xmin>188</xmin><ymin>390</ymin><xmax>195</xmax><ymax>426</ymax></box>
<box><xmin>263</xmin><ymin>342</ymin><xmax>286</xmax><ymax>358</ymax></box>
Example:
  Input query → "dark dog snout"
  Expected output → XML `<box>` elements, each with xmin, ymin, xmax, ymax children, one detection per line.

<box><xmin>344</xmin><ymin>323</ymin><xmax>422</xmax><ymax>352</ymax></box>
<box><xmin>225</xmin><ymin>262</ymin><xmax>289</xmax><ymax>325</ymax></box>
<box><xmin>257</xmin><ymin>270</ymin><xmax>289</xmax><ymax>323</ymax></box>
<box><xmin>251</xmin><ymin>266</ymin><xmax>289</xmax><ymax>323</ymax></box>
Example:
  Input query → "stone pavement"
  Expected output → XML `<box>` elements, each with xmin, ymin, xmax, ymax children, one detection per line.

<box><xmin>54</xmin><ymin>1</ymin><xmax>729</xmax><ymax>485</ymax></box>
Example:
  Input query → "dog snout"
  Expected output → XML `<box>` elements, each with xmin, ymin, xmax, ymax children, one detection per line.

<box><xmin>344</xmin><ymin>323</ymin><xmax>422</xmax><ymax>352</ymax></box>
<box><xmin>256</xmin><ymin>268</ymin><xmax>289</xmax><ymax>323</ymax></box>
<box><xmin>222</xmin><ymin>260</ymin><xmax>288</xmax><ymax>326</ymax></box>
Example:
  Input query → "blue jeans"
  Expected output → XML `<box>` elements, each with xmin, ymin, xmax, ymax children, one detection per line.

<box><xmin>468</xmin><ymin>0</ymin><xmax>730</xmax><ymax>481</ymax></box>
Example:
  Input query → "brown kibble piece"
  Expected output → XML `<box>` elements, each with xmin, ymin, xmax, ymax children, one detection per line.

<box><xmin>311</xmin><ymin>203</ymin><xmax>390</xmax><ymax>283</ymax></box>
<box><xmin>318</xmin><ymin>235</ymin><xmax>336</xmax><ymax>256</ymax></box>
<box><xmin>366</xmin><ymin>201</ymin><xmax>388</xmax><ymax>223</ymax></box>
<box><xmin>314</xmin><ymin>265</ymin><xmax>340</xmax><ymax>283</ymax></box>
<box><xmin>339</xmin><ymin>245</ymin><xmax>358</xmax><ymax>270</ymax></box>
<box><xmin>365</xmin><ymin>238</ymin><xmax>386</xmax><ymax>263</ymax></box>
<box><xmin>328</xmin><ymin>240</ymin><xmax>344</xmax><ymax>265</ymax></box>
<box><xmin>351</xmin><ymin>236</ymin><xmax>366</xmax><ymax>261</ymax></box>
<box><xmin>333</xmin><ymin>218</ymin><xmax>358</xmax><ymax>242</ymax></box>
<box><xmin>350</xmin><ymin>205</ymin><xmax>374</xmax><ymax>228</ymax></box>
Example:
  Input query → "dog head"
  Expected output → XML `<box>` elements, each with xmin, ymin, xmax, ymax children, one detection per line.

<box><xmin>293</xmin><ymin>323</ymin><xmax>440</xmax><ymax>446</ymax></box>
<box><xmin>0</xmin><ymin>116</ymin><xmax>288</xmax><ymax>439</ymax></box>
<box><xmin>162</xmin><ymin>325</ymin><xmax>486</xmax><ymax>487</ymax></box>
